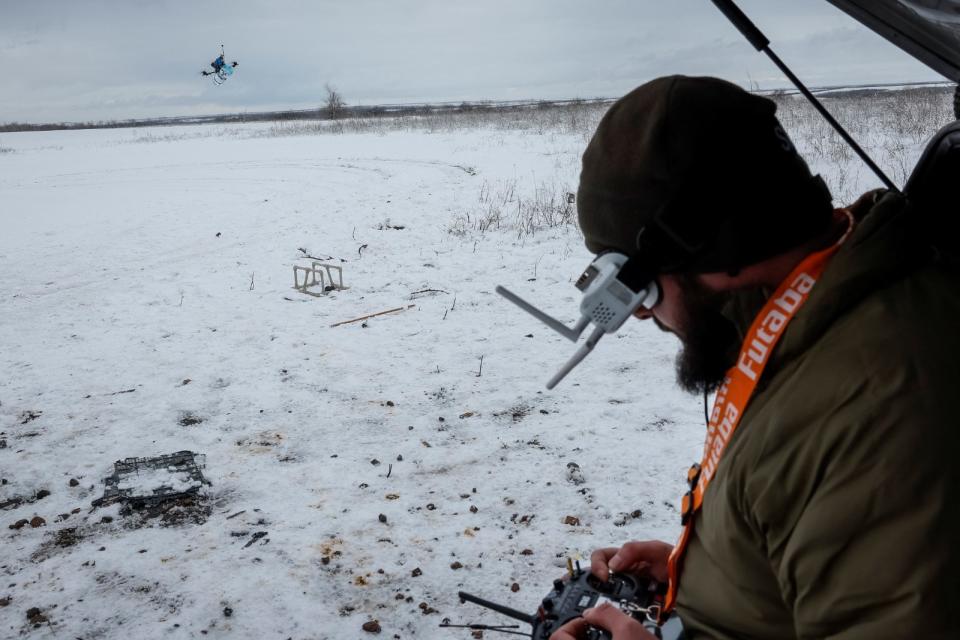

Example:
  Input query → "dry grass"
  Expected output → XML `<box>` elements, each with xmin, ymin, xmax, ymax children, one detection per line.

<box><xmin>257</xmin><ymin>85</ymin><xmax>954</xmax><ymax>235</ymax></box>
<box><xmin>771</xmin><ymin>86</ymin><xmax>953</xmax><ymax>202</ymax></box>
<box><xmin>262</xmin><ymin>100</ymin><xmax>610</xmax><ymax>140</ymax></box>
<box><xmin>447</xmin><ymin>178</ymin><xmax>578</xmax><ymax>238</ymax></box>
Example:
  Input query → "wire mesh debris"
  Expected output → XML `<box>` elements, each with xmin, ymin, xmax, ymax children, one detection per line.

<box><xmin>94</xmin><ymin>450</ymin><xmax>209</xmax><ymax>509</ymax></box>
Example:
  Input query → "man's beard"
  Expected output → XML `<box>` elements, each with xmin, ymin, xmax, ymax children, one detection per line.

<box><xmin>666</xmin><ymin>276</ymin><xmax>742</xmax><ymax>396</ymax></box>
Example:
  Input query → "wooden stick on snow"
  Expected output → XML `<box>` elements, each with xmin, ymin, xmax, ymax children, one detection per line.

<box><xmin>330</xmin><ymin>304</ymin><xmax>415</xmax><ymax>328</ymax></box>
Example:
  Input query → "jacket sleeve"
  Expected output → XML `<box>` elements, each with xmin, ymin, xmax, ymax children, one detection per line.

<box><xmin>763</xmin><ymin>367</ymin><xmax>960</xmax><ymax>639</ymax></box>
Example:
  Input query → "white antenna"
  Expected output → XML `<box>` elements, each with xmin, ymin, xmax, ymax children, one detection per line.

<box><xmin>545</xmin><ymin>325</ymin><xmax>606</xmax><ymax>389</ymax></box>
<box><xmin>497</xmin><ymin>253</ymin><xmax>659</xmax><ymax>389</ymax></box>
<box><xmin>494</xmin><ymin>286</ymin><xmax>589</xmax><ymax>342</ymax></box>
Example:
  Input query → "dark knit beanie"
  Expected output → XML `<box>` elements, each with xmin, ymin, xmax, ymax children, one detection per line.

<box><xmin>577</xmin><ymin>75</ymin><xmax>833</xmax><ymax>274</ymax></box>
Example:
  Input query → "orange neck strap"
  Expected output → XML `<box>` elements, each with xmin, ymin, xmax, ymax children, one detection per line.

<box><xmin>661</xmin><ymin>209</ymin><xmax>855</xmax><ymax>620</ymax></box>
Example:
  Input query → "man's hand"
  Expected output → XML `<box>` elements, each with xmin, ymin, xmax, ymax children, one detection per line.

<box><xmin>549</xmin><ymin>602</ymin><xmax>658</xmax><ymax>639</ymax></box>
<box><xmin>550</xmin><ymin>541</ymin><xmax>674</xmax><ymax>639</ymax></box>
<box><xmin>590</xmin><ymin>540</ymin><xmax>673</xmax><ymax>583</ymax></box>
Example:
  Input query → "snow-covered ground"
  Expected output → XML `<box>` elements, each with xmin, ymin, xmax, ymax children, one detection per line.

<box><xmin>0</xmin><ymin>93</ymin><xmax>948</xmax><ymax>639</ymax></box>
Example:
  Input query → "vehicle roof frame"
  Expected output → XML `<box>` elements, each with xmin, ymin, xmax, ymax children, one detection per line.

<box><xmin>825</xmin><ymin>1</ymin><xmax>960</xmax><ymax>82</ymax></box>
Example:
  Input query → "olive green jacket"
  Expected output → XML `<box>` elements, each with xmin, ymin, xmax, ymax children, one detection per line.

<box><xmin>675</xmin><ymin>192</ymin><xmax>960</xmax><ymax>639</ymax></box>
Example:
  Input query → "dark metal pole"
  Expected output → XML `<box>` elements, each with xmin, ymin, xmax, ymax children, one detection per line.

<box><xmin>710</xmin><ymin>0</ymin><xmax>900</xmax><ymax>192</ymax></box>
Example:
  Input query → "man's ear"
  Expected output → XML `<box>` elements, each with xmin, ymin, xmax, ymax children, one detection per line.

<box><xmin>696</xmin><ymin>245</ymin><xmax>811</xmax><ymax>292</ymax></box>
<box><xmin>696</xmin><ymin>264</ymin><xmax>767</xmax><ymax>291</ymax></box>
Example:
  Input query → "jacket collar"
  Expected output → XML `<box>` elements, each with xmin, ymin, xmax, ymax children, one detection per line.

<box><xmin>721</xmin><ymin>190</ymin><xmax>927</xmax><ymax>376</ymax></box>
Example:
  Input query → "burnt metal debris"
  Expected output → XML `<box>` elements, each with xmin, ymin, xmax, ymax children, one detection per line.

<box><xmin>93</xmin><ymin>450</ymin><xmax>209</xmax><ymax>509</ymax></box>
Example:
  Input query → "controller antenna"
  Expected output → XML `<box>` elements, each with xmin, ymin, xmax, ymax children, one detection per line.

<box><xmin>438</xmin><ymin>621</ymin><xmax>531</xmax><ymax>637</ymax></box>
<box><xmin>457</xmin><ymin>591</ymin><xmax>537</xmax><ymax>625</ymax></box>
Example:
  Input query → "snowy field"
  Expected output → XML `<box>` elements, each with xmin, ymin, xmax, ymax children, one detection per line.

<box><xmin>0</xmin><ymin>88</ymin><xmax>952</xmax><ymax>639</ymax></box>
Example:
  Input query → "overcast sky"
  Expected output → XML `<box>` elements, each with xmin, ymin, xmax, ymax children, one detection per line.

<box><xmin>0</xmin><ymin>0</ymin><xmax>945</xmax><ymax>124</ymax></box>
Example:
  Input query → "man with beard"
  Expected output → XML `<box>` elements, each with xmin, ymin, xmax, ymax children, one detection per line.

<box><xmin>551</xmin><ymin>76</ymin><xmax>960</xmax><ymax>639</ymax></box>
